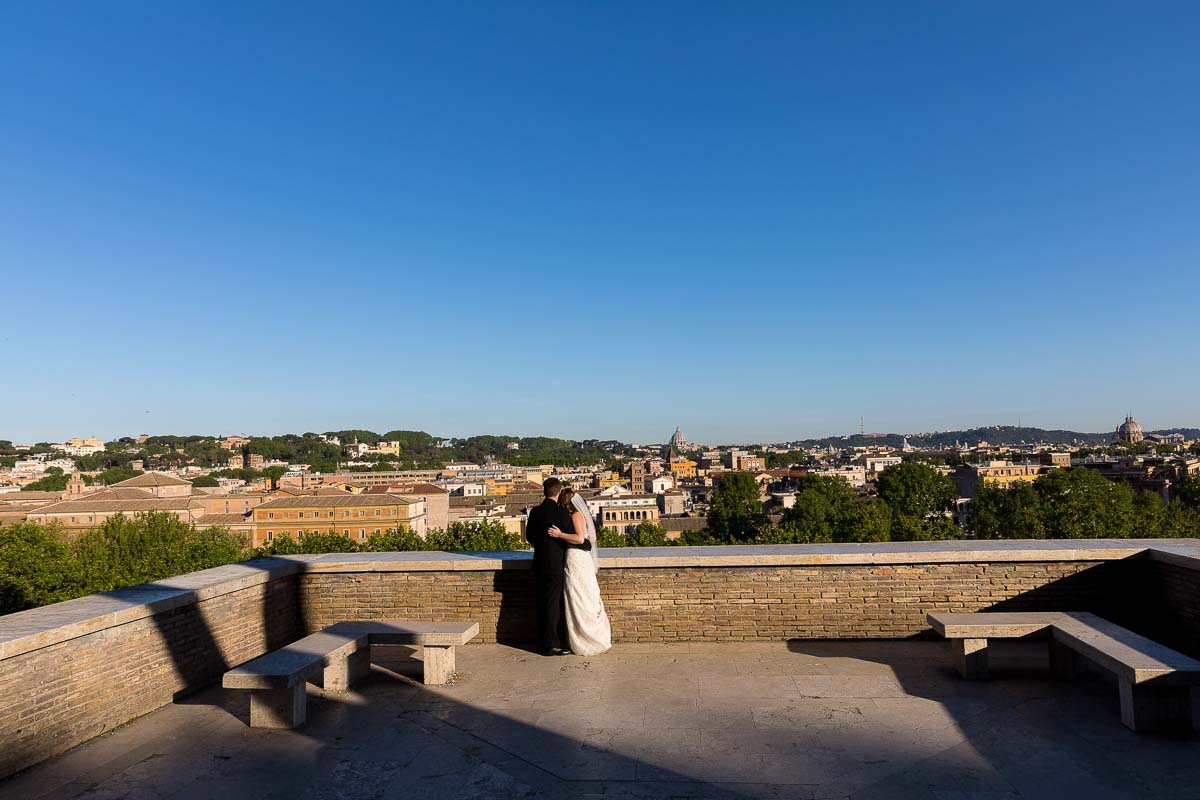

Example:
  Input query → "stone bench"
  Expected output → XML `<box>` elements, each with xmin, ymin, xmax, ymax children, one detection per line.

<box><xmin>222</xmin><ymin>620</ymin><xmax>479</xmax><ymax>728</ymax></box>
<box><xmin>927</xmin><ymin>611</ymin><xmax>1200</xmax><ymax>731</ymax></box>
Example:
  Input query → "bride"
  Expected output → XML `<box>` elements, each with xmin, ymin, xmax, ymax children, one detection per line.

<box><xmin>547</xmin><ymin>488</ymin><xmax>612</xmax><ymax>656</ymax></box>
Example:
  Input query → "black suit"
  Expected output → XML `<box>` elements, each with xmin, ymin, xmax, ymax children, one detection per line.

<box><xmin>526</xmin><ymin>497</ymin><xmax>592</xmax><ymax>651</ymax></box>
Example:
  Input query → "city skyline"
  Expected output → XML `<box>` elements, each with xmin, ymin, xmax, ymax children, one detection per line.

<box><xmin>3</xmin><ymin>3</ymin><xmax>1199</xmax><ymax>441</ymax></box>
<box><xmin>3</xmin><ymin>414</ymin><xmax>1195</xmax><ymax>449</ymax></box>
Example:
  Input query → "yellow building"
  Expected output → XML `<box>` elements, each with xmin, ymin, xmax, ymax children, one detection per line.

<box><xmin>976</xmin><ymin>461</ymin><xmax>1044</xmax><ymax>490</ymax></box>
<box><xmin>27</xmin><ymin>497</ymin><xmax>208</xmax><ymax>531</ymax></box>
<box><xmin>595</xmin><ymin>472</ymin><xmax>625</xmax><ymax>489</ymax></box>
<box><xmin>485</xmin><ymin>477</ymin><xmax>520</xmax><ymax>496</ymax></box>
<box><xmin>251</xmin><ymin>494</ymin><xmax>427</xmax><ymax>547</ymax></box>
<box><xmin>955</xmin><ymin>461</ymin><xmax>1047</xmax><ymax>494</ymax></box>
<box><xmin>668</xmin><ymin>458</ymin><xmax>697</xmax><ymax>479</ymax></box>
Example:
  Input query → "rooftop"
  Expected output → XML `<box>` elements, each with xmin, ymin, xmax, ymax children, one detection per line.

<box><xmin>195</xmin><ymin>513</ymin><xmax>252</xmax><ymax>526</ymax></box>
<box><xmin>4</xmin><ymin>639</ymin><xmax>1198</xmax><ymax>800</ymax></box>
<box><xmin>112</xmin><ymin>471</ymin><xmax>193</xmax><ymax>488</ymax></box>
<box><xmin>29</xmin><ymin>497</ymin><xmax>203</xmax><ymax>514</ymax></box>
<box><xmin>75</xmin><ymin>487</ymin><xmax>155</xmax><ymax>501</ymax></box>
<box><xmin>255</xmin><ymin>494</ymin><xmax>416</xmax><ymax>509</ymax></box>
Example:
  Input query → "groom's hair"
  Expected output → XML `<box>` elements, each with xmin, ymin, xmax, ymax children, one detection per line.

<box><xmin>542</xmin><ymin>477</ymin><xmax>563</xmax><ymax>499</ymax></box>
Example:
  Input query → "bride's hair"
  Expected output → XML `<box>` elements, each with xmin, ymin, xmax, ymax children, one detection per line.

<box><xmin>558</xmin><ymin>487</ymin><xmax>577</xmax><ymax>512</ymax></box>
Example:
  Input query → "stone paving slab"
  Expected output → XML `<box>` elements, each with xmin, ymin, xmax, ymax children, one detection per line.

<box><xmin>3</xmin><ymin>641</ymin><xmax>1200</xmax><ymax>800</ymax></box>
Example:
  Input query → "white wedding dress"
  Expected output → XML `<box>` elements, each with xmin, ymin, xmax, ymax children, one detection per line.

<box><xmin>563</xmin><ymin>494</ymin><xmax>612</xmax><ymax>656</ymax></box>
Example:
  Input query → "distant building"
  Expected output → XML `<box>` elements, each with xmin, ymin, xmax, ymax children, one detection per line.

<box><xmin>1115</xmin><ymin>415</ymin><xmax>1145</xmax><ymax>444</ymax></box>
<box><xmin>219</xmin><ymin>436</ymin><xmax>250</xmax><ymax>451</ymax></box>
<box><xmin>659</xmin><ymin>490</ymin><xmax>687</xmax><ymax>516</ymax></box>
<box><xmin>251</xmin><ymin>494</ymin><xmax>427</xmax><ymax>547</ymax></box>
<box><xmin>592</xmin><ymin>494</ymin><xmax>661</xmax><ymax>534</ymax></box>
<box><xmin>860</xmin><ymin>455</ymin><xmax>903</xmax><ymax>474</ymax></box>
<box><xmin>333</xmin><ymin>469</ymin><xmax>442</xmax><ymax>486</ymax></box>
<box><xmin>1040</xmin><ymin>452</ymin><xmax>1072</xmax><ymax>468</ymax></box>
<box><xmin>1146</xmin><ymin>432</ymin><xmax>1185</xmax><ymax>446</ymax></box>
<box><xmin>28</xmin><ymin>497</ymin><xmax>209</xmax><ymax>530</ymax></box>
<box><xmin>670</xmin><ymin>426</ymin><xmax>688</xmax><ymax>451</ymax></box>
<box><xmin>361</xmin><ymin>483</ymin><xmax>450</xmax><ymax>531</ymax></box>
<box><xmin>594</xmin><ymin>472</ymin><xmax>625</xmax><ymax>490</ymax></box>
<box><xmin>647</xmin><ymin>475</ymin><xmax>675</xmax><ymax>494</ymax></box>
<box><xmin>952</xmin><ymin>461</ymin><xmax>1048</xmax><ymax>499</ymax></box>
<box><xmin>194</xmin><ymin>492</ymin><xmax>271</xmax><ymax>516</ymax></box>
<box><xmin>669</xmin><ymin>458</ymin><xmax>698</xmax><ymax>479</ymax></box>
<box><xmin>770</xmin><ymin>492</ymin><xmax>797</xmax><ymax>510</ymax></box>
<box><xmin>812</xmin><ymin>465</ymin><xmax>867</xmax><ymax>490</ymax></box>
<box><xmin>56</xmin><ymin>437</ymin><xmax>106</xmax><ymax>456</ymax></box>
<box><xmin>227</xmin><ymin>455</ymin><xmax>244</xmax><ymax>470</ymax></box>
<box><xmin>343</xmin><ymin>441</ymin><xmax>371</xmax><ymax>458</ymax></box>
<box><xmin>737</xmin><ymin>455</ymin><xmax>765</xmax><ymax>472</ymax></box>
<box><xmin>247</xmin><ymin>453</ymin><xmax>264</xmax><ymax>468</ymax></box>
<box><xmin>26</xmin><ymin>473</ymin><xmax>208</xmax><ymax>530</ymax></box>
<box><xmin>109</xmin><ymin>471</ymin><xmax>194</xmax><ymax>498</ymax></box>
<box><xmin>628</xmin><ymin>461</ymin><xmax>646</xmax><ymax>492</ymax></box>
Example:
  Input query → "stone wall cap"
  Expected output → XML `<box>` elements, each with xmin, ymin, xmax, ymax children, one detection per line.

<box><xmin>0</xmin><ymin>556</ymin><xmax>309</xmax><ymax>661</ymax></box>
<box><xmin>1143</xmin><ymin>542</ymin><xmax>1200</xmax><ymax>572</ymax></box>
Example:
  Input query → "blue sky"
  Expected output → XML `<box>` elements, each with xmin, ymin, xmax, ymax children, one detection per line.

<box><xmin>2</xmin><ymin>2</ymin><xmax>1198</xmax><ymax>444</ymax></box>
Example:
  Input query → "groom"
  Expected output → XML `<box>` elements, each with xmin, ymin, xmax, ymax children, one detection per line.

<box><xmin>526</xmin><ymin>477</ymin><xmax>590</xmax><ymax>656</ymax></box>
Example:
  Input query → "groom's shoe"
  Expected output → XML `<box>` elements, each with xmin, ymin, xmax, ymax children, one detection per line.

<box><xmin>544</xmin><ymin>647</ymin><xmax>570</xmax><ymax>656</ymax></box>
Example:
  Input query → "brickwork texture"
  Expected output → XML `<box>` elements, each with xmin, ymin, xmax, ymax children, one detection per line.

<box><xmin>300</xmin><ymin>561</ymin><xmax>1137</xmax><ymax>642</ymax></box>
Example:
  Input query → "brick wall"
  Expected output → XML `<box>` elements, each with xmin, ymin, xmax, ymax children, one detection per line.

<box><xmin>1144</xmin><ymin>559</ymin><xmax>1200</xmax><ymax>657</ymax></box>
<box><xmin>302</xmin><ymin>560</ymin><xmax>1130</xmax><ymax>643</ymax></box>
<box><xmin>0</xmin><ymin>576</ymin><xmax>302</xmax><ymax>779</ymax></box>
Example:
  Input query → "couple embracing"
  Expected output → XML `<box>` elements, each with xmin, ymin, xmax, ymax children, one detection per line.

<box><xmin>525</xmin><ymin>478</ymin><xmax>612</xmax><ymax>657</ymax></box>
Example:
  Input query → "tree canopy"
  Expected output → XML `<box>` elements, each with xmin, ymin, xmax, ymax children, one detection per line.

<box><xmin>966</xmin><ymin>467</ymin><xmax>1200</xmax><ymax>540</ymax></box>
<box><xmin>707</xmin><ymin>472</ymin><xmax>767</xmax><ymax>542</ymax></box>
<box><xmin>876</xmin><ymin>462</ymin><xmax>957</xmax><ymax>520</ymax></box>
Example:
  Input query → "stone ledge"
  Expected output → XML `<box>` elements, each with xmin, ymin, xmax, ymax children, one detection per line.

<box><xmin>0</xmin><ymin>556</ymin><xmax>316</xmax><ymax>661</ymax></box>
<box><xmin>1143</xmin><ymin>543</ymin><xmax>1200</xmax><ymax>572</ymax></box>
<box><xmin>2</xmin><ymin>540</ymin><xmax>1198</xmax><ymax>662</ymax></box>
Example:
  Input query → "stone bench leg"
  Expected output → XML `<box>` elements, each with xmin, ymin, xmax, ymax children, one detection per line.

<box><xmin>1049</xmin><ymin>639</ymin><xmax>1080</xmax><ymax>680</ymax></box>
<box><xmin>423</xmin><ymin>645</ymin><xmax>455</xmax><ymax>685</ymax></box>
<box><xmin>1119</xmin><ymin>680</ymin><xmax>1194</xmax><ymax>732</ymax></box>
<box><xmin>324</xmin><ymin>646</ymin><xmax>371</xmax><ymax>692</ymax></box>
<box><xmin>954</xmin><ymin>638</ymin><xmax>989</xmax><ymax>680</ymax></box>
<box><xmin>250</xmin><ymin>684</ymin><xmax>306</xmax><ymax>729</ymax></box>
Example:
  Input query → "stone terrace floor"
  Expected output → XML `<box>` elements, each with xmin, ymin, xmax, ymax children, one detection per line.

<box><xmin>4</xmin><ymin>641</ymin><xmax>1200</xmax><ymax>800</ymax></box>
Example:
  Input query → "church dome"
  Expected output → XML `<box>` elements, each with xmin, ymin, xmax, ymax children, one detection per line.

<box><xmin>1115</xmin><ymin>414</ymin><xmax>1144</xmax><ymax>444</ymax></box>
<box><xmin>670</xmin><ymin>426</ymin><xmax>688</xmax><ymax>450</ymax></box>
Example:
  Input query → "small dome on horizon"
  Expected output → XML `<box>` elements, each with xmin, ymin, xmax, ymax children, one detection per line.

<box><xmin>1115</xmin><ymin>414</ymin><xmax>1144</xmax><ymax>444</ymax></box>
<box><xmin>670</xmin><ymin>426</ymin><xmax>688</xmax><ymax>449</ymax></box>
